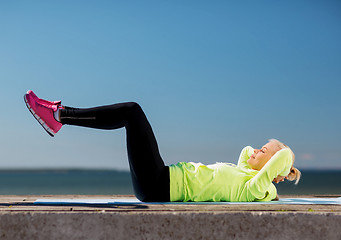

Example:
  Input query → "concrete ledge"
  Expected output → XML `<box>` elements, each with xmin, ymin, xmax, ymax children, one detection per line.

<box><xmin>1</xmin><ymin>212</ymin><xmax>341</xmax><ymax>240</ymax></box>
<box><xmin>1</xmin><ymin>195</ymin><xmax>341</xmax><ymax>240</ymax></box>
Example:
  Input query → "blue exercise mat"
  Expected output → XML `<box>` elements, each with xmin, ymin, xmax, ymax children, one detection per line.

<box><xmin>34</xmin><ymin>197</ymin><xmax>341</xmax><ymax>205</ymax></box>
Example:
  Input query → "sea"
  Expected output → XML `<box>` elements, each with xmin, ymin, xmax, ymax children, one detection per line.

<box><xmin>0</xmin><ymin>169</ymin><xmax>340</xmax><ymax>196</ymax></box>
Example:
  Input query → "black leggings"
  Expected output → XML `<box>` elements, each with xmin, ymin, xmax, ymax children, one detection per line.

<box><xmin>60</xmin><ymin>102</ymin><xmax>170</xmax><ymax>202</ymax></box>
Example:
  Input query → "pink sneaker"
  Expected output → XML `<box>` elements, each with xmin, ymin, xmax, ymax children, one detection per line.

<box><xmin>24</xmin><ymin>90</ymin><xmax>63</xmax><ymax>137</ymax></box>
<box><xmin>26</xmin><ymin>90</ymin><xmax>62</xmax><ymax>107</ymax></box>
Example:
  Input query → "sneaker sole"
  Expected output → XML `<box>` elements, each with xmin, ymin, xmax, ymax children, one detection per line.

<box><xmin>24</xmin><ymin>94</ymin><xmax>55</xmax><ymax>137</ymax></box>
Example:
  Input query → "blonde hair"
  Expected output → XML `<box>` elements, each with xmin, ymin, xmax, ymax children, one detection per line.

<box><xmin>268</xmin><ymin>139</ymin><xmax>301</xmax><ymax>185</ymax></box>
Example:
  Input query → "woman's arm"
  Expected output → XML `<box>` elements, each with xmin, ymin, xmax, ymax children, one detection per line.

<box><xmin>237</xmin><ymin>146</ymin><xmax>254</xmax><ymax>169</ymax></box>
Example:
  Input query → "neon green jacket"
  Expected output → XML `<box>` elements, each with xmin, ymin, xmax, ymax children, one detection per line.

<box><xmin>169</xmin><ymin>146</ymin><xmax>293</xmax><ymax>202</ymax></box>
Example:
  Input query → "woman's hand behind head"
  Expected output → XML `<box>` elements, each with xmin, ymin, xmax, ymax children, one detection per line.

<box><xmin>273</xmin><ymin>175</ymin><xmax>288</xmax><ymax>184</ymax></box>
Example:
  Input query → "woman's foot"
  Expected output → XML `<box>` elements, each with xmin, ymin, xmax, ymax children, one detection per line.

<box><xmin>24</xmin><ymin>90</ymin><xmax>63</xmax><ymax>137</ymax></box>
<box><xmin>27</xmin><ymin>90</ymin><xmax>62</xmax><ymax>106</ymax></box>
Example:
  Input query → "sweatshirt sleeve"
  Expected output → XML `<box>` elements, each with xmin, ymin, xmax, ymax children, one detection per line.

<box><xmin>237</xmin><ymin>146</ymin><xmax>254</xmax><ymax>169</ymax></box>
<box><xmin>247</xmin><ymin>148</ymin><xmax>293</xmax><ymax>200</ymax></box>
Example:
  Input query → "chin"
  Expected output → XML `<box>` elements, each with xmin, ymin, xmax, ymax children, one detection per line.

<box><xmin>247</xmin><ymin>159</ymin><xmax>259</xmax><ymax>170</ymax></box>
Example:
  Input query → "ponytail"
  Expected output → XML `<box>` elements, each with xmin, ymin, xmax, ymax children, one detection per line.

<box><xmin>287</xmin><ymin>167</ymin><xmax>301</xmax><ymax>185</ymax></box>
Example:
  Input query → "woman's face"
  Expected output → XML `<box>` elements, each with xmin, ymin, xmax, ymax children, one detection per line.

<box><xmin>247</xmin><ymin>141</ymin><xmax>280</xmax><ymax>171</ymax></box>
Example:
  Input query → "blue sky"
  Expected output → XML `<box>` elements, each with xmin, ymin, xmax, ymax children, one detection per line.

<box><xmin>1</xmin><ymin>0</ymin><xmax>340</xmax><ymax>170</ymax></box>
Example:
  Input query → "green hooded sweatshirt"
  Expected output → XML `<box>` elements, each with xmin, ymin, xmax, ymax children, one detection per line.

<box><xmin>169</xmin><ymin>146</ymin><xmax>293</xmax><ymax>202</ymax></box>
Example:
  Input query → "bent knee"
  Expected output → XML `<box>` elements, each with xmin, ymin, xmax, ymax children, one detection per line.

<box><xmin>125</xmin><ymin>102</ymin><xmax>142</xmax><ymax>111</ymax></box>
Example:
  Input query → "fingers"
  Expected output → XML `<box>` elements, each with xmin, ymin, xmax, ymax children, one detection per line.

<box><xmin>273</xmin><ymin>176</ymin><xmax>287</xmax><ymax>184</ymax></box>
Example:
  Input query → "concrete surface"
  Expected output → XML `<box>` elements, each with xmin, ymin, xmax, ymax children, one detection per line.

<box><xmin>0</xmin><ymin>195</ymin><xmax>341</xmax><ymax>240</ymax></box>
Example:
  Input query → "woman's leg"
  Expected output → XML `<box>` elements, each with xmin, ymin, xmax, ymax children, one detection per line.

<box><xmin>60</xmin><ymin>102</ymin><xmax>170</xmax><ymax>202</ymax></box>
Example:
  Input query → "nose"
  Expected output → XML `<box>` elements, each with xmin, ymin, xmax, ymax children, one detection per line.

<box><xmin>254</xmin><ymin>149</ymin><xmax>259</xmax><ymax>154</ymax></box>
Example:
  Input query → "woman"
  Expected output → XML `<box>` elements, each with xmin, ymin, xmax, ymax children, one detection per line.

<box><xmin>24</xmin><ymin>90</ymin><xmax>301</xmax><ymax>202</ymax></box>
